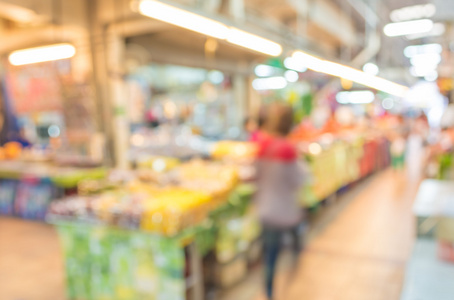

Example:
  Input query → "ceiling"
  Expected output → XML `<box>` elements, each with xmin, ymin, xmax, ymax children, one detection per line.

<box><xmin>0</xmin><ymin>0</ymin><xmax>452</xmax><ymax>81</ymax></box>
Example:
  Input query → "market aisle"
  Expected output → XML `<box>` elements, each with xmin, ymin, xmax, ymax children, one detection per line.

<box><xmin>268</xmin><ymin>169</ymin><xmax>421</xmax><ymax>300</ymax></box>
<box><xmin>0</xmin><ymin>168</ymin><xmax>420</xmax><ymax>300</ymax></box>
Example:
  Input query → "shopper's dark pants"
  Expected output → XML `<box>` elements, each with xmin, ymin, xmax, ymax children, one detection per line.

<box><xmin>262</xmin><ymin>224</ymin><xmax>302</xmax><ymax>299</ymax></box>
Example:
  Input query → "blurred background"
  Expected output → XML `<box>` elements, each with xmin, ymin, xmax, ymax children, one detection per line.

<box><xmin>0</xmin><ymin>0</ymin><xmax>454</xmax><ymax>299</ymax></box>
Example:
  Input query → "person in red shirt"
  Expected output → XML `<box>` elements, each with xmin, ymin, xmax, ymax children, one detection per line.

<box><xmin>254</xmin><ymin>103</ymin><xmax>309</xmax><ymax>299</ymax></box>
<box><xmin>244</xmin><ymin>107</ymin><xmax>268</xmax><ymax>143</ymax></box>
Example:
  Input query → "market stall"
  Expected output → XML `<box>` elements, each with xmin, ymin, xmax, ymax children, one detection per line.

<box><xmin>45</xmin><ymin>156</ymin><xmax>258</xmax><ymax>300</ymax></box>
<box><xmin>292</xmin><ymin>117</ymin><xmax>391</xmax><ymax>204</ymax></box>
<box><xmin>0</xmin><ymin>159</ymin><xmax>106</xmax><ymax>220</ymax></box>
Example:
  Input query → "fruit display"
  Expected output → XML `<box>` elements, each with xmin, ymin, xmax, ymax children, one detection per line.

<box><xmin>0</xmin><ymin>160</ymin><xmax>106</xmax><ymax>187</ymax></box>
<box><xmin>290</xmin><ymin>121</ymin><xmax>391</xmax><ymax>203</ymax></box>
<box><xmin>140</xmin><ymin>188</ymin><xmax>213</xmax><ymax>236</ymax></box>
<box><xmin>46</xmin><ymin>157</ymin><xmax>255</xmax><ymax>300</ymax></box>
<box><xmin>425</xmin><ymin>128</ymin><xmax>454</xmax><ymax>179</ymax></box>
<box><xmin>307</xmin><ymin>141</ymin><xmax>353</xmax><ymax>201</ymax></box>
<box><xmin>215</xmin><ymin>208</ymin><xmax>261</xmax><ymax>264</ymax></box>
<box><xmin>0</xmin><ymin>159</ymin><xmax>107</xmax><ymax>220</ymax></box>
<box><xmin>48</xmin><ymin>160</ymin><xmax>240</xmax><ymax>236</ymax></box>
<box><xmin>2</xmin><ymin>142</ymin><xmax>23</xmax><ymax>160</ymax></box>
<box><xmin>135</xmin><ymin>156</ymin><xmax>180</xmax><ymax>172</ymax></box>
<box><xmin>437</xmin><ymin>154</ymin><xmax>454</xmax><ymax>180</ymax></box>
<box><xmin>49</xmin><ymin>186</ymin><xmax>214</xmax><ymax>236</ymax></box>
<box><xmin>174</xmin><ymin>160</ymin><xmax>239</xmax><ymax>197</ymax></box>
<box><xmin>211</xmin><ymin>141</ymin><xmax>257</xmax><ymax>161</ymax></box>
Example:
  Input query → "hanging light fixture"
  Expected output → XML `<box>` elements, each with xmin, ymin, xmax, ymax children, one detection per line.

<box><xmin>8</xmin><ymin>43</ymin><xmax>76</xmax><ymax>66</ymax></box>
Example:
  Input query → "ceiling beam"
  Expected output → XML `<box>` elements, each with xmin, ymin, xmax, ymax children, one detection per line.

<box><xmin>287</xmin><ymin>0</ymin><xmax>358</xmax><ymax>47</ymax></box>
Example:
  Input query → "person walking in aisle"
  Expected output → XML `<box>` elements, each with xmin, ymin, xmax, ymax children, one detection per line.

<box><xmin>254</xmin><ymin>103</ymin><xmax>308</xmax><ymax>300</ymax></box>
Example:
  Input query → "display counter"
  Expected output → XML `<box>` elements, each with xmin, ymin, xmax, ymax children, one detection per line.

<box><xmin>0</xmin><ymin>160</ymin><xmax>106</xmax><ymax>220</ymax></box>
<box><xmin>302</xmin><ymin>135</ymin><xmax>390</xmax><ymax>204</ymax></box>
<box><xmin>47</xmin><ymin>180</ymin><xmax>255</xmax><ymax>300</ymax></box>
<box><xmin>0</xmin><ymin>136</ymin><xmax>392</xmax><ymax>299</ymax></box>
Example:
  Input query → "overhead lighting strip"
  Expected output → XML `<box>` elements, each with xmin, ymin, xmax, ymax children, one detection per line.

<box><xmin>137</xmin><ymin>0</ymin><xmax>229</xmax><ymax>39</ymax></box>
<box><xmin>384</xmin><ymin>19</ymin><xmax>434</xmax><ymax>37</ymax></box>
<box><xmin>292</xmin><ymin>51</ymin><xmax>409</xmax><ymax>97</ymax></box>
<box><xmin>134</xmin><ymin>0</ymin><xmax>408</xmax><ymax>97</ymax></box>
<box><xmin>8</xmin><ymin>43</ymin><xmax>76</xmax><ymax>66</ymax></box>
<box><xmin>135</xmin><ymin>0</ymin><xmax>282</xmax><ymax>56</ymax></box>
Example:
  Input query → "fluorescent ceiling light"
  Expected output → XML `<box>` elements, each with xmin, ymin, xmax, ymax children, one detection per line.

<box><xmin>404</xmin><ymin>43</ymin><xmax>442</xmax><ymax>58</ymax></box>
<box><xmin>284</xmin><ymin>70</ymin><xmax>299</xmax><ymax>83</ymax></box>
<box><xmin>363</xmin><ymin>63</ymin><xmax>379</xmax><ymax>76</ymax></box>
<box><xmin>227</xmin><ymin>28</ymin><xmax>282</xmax><ymax>56</ymax></box>
<box><xmin>384</xmin><ymin>19</ymin><xmax>433</xmax><ymax>37</ymax></box>
<box><xmin>292</xmin><ymin>51</ymin><xmax>324</xmax><ymax>72</ymax></box>
<box><xmin>254</xmin><ymin>64</ymin><xmax>277</xmax><ymax>77</ymax></box>
<box><xmin>292</xmin><ymin>51</ymin><xmax>409</xmax><ymax>97</ymax></box>
<box><xmin>284</xmin><ymin>57</ymin><xmax>307</xmax><ymax>72</ymax></box>
<box><xmin>137</xmin><ymin>0</ymin><xmax>229</xmax><ymax>39</ymax></box>
<box><xmin>136</xmin><ymin>0</ymin><xmax>282</xmax><ymax>56</ymax></box>
<box><xmin>252</xmin><ymin>77</ymin><xmax>287</xmax><ymax>90</ymax></box>
<box><xmin>410</xmin><ymin>65</ymin><xmax>437</xmax><ymax>77</ymax></box>
<box><xmin>390</xmin><ymin>4</ymin><xmax>436</xmax><ymax>22</ymax></box>
<box><xmin>8</xmin><ymin>43</ymin><xmax>76</xmax><ymax>66</ymax></box>
<box><xmin>336</xmin><ymin>91</ymin><xmax>375</xmax><ymax>104</ymax></box>
<box><xmin>424</xmin><ymin>71</ymin><xmax>438</xmax><ymax>82</ymax></box>
<box><xmin>410</xmin><ymin>53</ymin><xmax>441</xmax><ymax>67</ymax></box>
<box><xmin>406</xmin><ymin>23</ymin><xmax>446</xmax><ymax>40</ymax></box>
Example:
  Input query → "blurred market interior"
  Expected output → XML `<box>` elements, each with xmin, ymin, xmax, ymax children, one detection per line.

<box><xmin>1</xmin><ymin>0</ymin><xmax>454</xmax><ymax>299</ymax></box>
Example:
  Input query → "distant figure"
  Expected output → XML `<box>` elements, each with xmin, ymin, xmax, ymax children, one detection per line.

<box><xmin>254</xmin><ymin>103</ymin><xmax>307</xmax><ymax>300</ymax></box>
<box><xmin>145</xmin><ymin>109</ymin><xmax>160</xmax><ymax>128</ymax></box>
<box><xmin>243</xmin><ymin>107</ymin><xmax>267</xmax><ymax>142</ymax></box>
<box><xmin>243</xmin><ymin>116</ymin><xmax>259</xmax><ymax>141</ymax></box>
<box><xmin>390</xmin><ymin>134</ymin><xmax>406</xmax><ymax>170</ymax></box>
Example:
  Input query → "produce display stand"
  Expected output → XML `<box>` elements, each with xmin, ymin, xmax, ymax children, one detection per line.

<box><xmin>0</xmin><ymin>135</ymin><xmax>392</xmax><ymax>299</ymax></box>
<box><xmin>304</xmin><ymin>136</ymin><xmax>390</xmax><ymax>204</ymax></box>
<box><xmin>437</xmin><ymin>153</ymin><xmax>454</xmax><ymax>180</ymax></box>
<box><xmin>204</xmin><ymin>184</ymin><xmax>260</xmax><ymax>289</ymax></box>
<box><xmin>0</xmin><ymin>160</ymin><xmax>106</xmax><ymax>220</ymax></box>
<box><xmin>51</xmin><ymin>220</ymin><xmax>187</xmax><ymax>300</ymax></box>
<box><xmin>47</xmin><ymin>184</ymin><xmax>255</xmax><ymax>300</ymax></box>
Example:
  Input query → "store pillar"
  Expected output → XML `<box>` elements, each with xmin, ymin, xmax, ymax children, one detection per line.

<box><xmin>247</xmin><ymin>75</ymin><xmax>261</xmax><ymax>117</ymax></box>
<box><xmin>106</xmin><ymin>34</ymin><xmax>130</xmax><ymax>169</ymax></box>
<box><xmin>233</xmin><ymin>74</ymin><xmax>247</xmax><ymax>126</ymax></box>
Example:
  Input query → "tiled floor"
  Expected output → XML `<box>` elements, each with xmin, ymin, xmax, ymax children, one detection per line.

<box><xmin>0</xmin><ymin>169</ymin><xmax>420</xmax><ymax>300</ymax></box>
